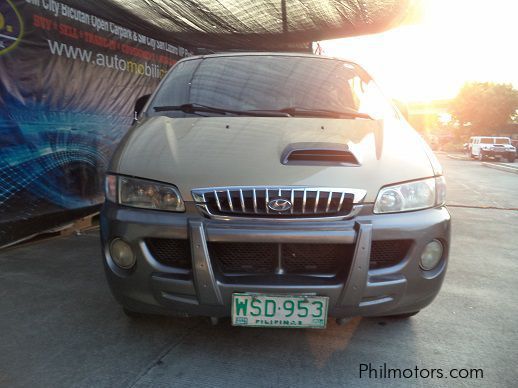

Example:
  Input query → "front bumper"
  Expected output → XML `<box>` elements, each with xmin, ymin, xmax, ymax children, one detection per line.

<box><xmin>482</xmin><ymin>149</ymin><xmax>515</xmax><ymax>158</ymax></box>
<box><xmin>100</xmin><ymin>202</ymin><xmax>451</xmax><ymax>318</ymax></box>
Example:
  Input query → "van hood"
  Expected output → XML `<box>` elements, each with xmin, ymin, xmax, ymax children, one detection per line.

<box><xmin>111</xmin><ymin>116</ymin><xmax>435</xmax><ymax>203</ymax></box>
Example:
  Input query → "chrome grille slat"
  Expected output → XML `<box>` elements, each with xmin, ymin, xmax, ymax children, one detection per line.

<box><xmin>239</xmin><ymin>189</ymin><xmax>245</xmax><ymax>212</ymax></box>
<box><xmin>314</xmin><ymin>190</ymin><xmax>320</xmax><ymax>213</ymax></box>
<box><xmin>214</xmin><ymin>190</ymin><xmax>222</xmax><ymax>211</ymax></box>
<box><xmin>336</xmin><ymin>193</ymin><xmax>345</xmax><ymax>212</ymax></box>
<box><xmin>253</xmin><ymin>189</ymin><xmax>258</xmax><ymax>213</ymax></box>
<box><xmin>226</xmin><ymin>189</ymin><xmax>234</xmax><ymax>212</ymax></box>
<box><xmin>325</xmin><ymin>191</ymin><xmax>333</xmax><ymax>213</ymax></box>
<box><xmin>192</xmin><ymin>186</ymin><xmax>365</xmax><ymax>219</ymax></box>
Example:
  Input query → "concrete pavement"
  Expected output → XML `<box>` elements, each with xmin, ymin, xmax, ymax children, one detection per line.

<box><xmin>0</xmin><ymin>155</ymin><xmax>517</xmax><ymax>387</ymax></box>
<box><xmin>446</xmin><ymin>152</ymin><xmax>518</xmax><ymax>174</ymax></box>
<box><xmin>481</xmin><ymin>162</ymin><xmax>518</xmax><ymax>175</ymax></box>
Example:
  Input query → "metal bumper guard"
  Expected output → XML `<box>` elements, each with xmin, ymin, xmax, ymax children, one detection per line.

<box><xmin>189</xmin><ymin>221</ymin><xmax>394</xmax><ymax>311</ymax></box>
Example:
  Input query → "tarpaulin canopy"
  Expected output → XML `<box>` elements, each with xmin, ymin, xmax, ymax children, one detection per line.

<box><xmin>64</xmin><ymin>0</ymin><xmax>419</xmax><ymax>52</ymax></box>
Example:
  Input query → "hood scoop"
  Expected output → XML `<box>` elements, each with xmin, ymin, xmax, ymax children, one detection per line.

<box><xmin>281</xmin><ymin>142</ymin><xmax>359</xmax><ymax>166</ymax></box>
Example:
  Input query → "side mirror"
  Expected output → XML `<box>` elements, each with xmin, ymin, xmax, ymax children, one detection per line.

<box><xmin>393</xmin><ymin>99</ymin><xmax>409</xmax><ymax>121</ymax></box>
<box><xmin>134</xmin><ymin>94</ymin><xmax>151</xmax><ymax>121</ymax></box>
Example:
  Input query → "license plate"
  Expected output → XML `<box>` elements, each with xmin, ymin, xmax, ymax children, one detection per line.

<box><xmin>231</xmin><ymin>293</ymin><xmax>329</xmax><ymax>329</ymax></box>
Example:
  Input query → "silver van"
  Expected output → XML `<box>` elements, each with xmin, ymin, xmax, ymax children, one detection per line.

<box><xmin>101</xmin><ymin>53</ymin><xmax>450</xmax><ymax>328</ymax></box>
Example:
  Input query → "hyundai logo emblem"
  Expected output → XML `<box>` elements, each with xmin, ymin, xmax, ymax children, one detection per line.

<box><xmin>268</xmin><ymin>198</ymin><xmax>292</xmax><ymax>212</ymax></box>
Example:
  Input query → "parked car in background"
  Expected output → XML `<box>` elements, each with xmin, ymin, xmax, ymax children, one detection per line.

<box><xmin>467</xmin><ymin>136</ymin><xmax>516</xmax><ymax>162</ymax></box>
<box><xmin>101</xmin><ymin>53</ymin><xmax>450</xmax><ymax>328</ymax></box>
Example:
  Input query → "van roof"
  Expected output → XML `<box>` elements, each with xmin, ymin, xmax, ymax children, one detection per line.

<box><xmin>179</xmin><ymin>51</ymin><xmax>358</xmax><ymax>66</ymax></box>
<box><xmin>473</xmin><ymin>136</ymin><xmax>510</xmax><ymax>139</ymax></box>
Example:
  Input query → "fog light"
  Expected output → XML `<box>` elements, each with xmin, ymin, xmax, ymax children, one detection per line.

<box><xmin>109</xmin><ymin>239</ymin><xmax>136</xmax><ymax>269</ymax></box>
<box><xmin>420</xmin><ymin>240</ymin><xmax>443</xmax><ymax>270</ymax></box>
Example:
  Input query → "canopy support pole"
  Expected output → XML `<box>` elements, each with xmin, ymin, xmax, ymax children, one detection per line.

<box><xmin>281</xmin><ymin>0</ymin><xmax>288</xmax><ymax>33</ymax></box>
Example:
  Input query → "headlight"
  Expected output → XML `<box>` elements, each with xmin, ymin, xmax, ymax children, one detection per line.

<box><xmin>374</xmin><ymin>176</ymin><xmax>446</xmax><ymax>214</ymax></box>
<box><xmin>104</xmin><ymin>175</ymin><xmax>185</xmax><ymax>212</ymax></box>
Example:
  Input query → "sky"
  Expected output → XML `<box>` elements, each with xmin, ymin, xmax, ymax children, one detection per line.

<box><xmin>320</xmin><ymin>0</ymin><xmax>518</xmax><ymax>103</ymax></box>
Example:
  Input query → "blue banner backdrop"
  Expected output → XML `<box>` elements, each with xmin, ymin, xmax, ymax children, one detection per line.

<box><xmin>0</xmin><ymin>0</ymin><xmax>190</xmax><ymax>245</ymax></box>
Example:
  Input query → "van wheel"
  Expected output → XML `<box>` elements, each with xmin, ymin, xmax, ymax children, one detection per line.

<box><xmin>508</xmin><ymin>157</ymin><xmax>516</xmax><ymax>163</ymax></box>
<box><xmin>478</xmin><ymin>153</ymin><xmax>485</xmax><ymax>161</ymax></box>
<box><xmin>384</xmin><ymin>311</ymin><xmax>420</xmax><ymax>319</ymax></box>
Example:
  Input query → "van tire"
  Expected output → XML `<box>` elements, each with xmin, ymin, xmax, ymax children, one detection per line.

<box><xmin>508</xmin><ymin>156</ymin><xmax>516</xmax><ymax>163</ymax></box>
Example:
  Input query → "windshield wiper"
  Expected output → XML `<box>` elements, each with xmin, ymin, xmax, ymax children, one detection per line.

<box><xmin>276</xmin><ymin>107</ymin><xmax>373</xmax><ymax>119</ymax></box>
<box><xmin>153</xmin><ymin>104</ymin><xmax>369</xmax><ymax>119</ymax></box>
<box><xmin>153</xmin><ymin>103</ymin><xmax>289</xmax><ymax>117</ymax></box>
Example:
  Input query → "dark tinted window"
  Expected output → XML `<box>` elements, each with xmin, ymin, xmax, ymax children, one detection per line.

<box><xmin>149</xmin><ymin>55</ymin><xmax>395</xmax><ymax>119</ymax></box>
<box><xmin>151</xmin><ymin>58</ymin><xmax>201</xmax><ymax>108</ymax></box>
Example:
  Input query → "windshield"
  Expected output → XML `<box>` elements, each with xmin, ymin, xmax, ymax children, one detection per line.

<box><xmin>494</xmin><ymin>138</ymin><xmax>510</xmax><ymax>145</ymax></box>
<box><xmin>148</xmin><ymin>55</ymin><xmax>397</xmax><ymax>119</ymax></box>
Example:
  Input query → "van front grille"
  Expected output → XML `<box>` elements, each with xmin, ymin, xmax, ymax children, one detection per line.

<box><xmin>208</xmin><ymin>242</ymin><xmax>354</xmax><ymax>276</ymax></box>
<box><xmin>144</xmin><ymin>238</ymin><xmax>412</xmax><ymax>272</ymax></box>
<box><xmin>208</xmin><ymin>242</ymin><xmax>277</xmax><ymax>274</ymax></box>
<box><xmin>192</xmin><ymin>186</ymin><xmax>366</xmax><ymax>219</ymax></box>
<box><xmin>369</xmin><ymin>240</ymin><xmax>412</xmax><ymax>269</ymax></box>
<box><xmin>282</xmin><ymin>243</ymin><xmax>354</xmax><ymax>274</ymax></box>
<box><xmin>145</xmin><ymin>238</ymin><xmax>191</xmax><ymax>269</ymax></box>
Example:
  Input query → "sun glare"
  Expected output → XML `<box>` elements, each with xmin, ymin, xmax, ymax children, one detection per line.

<box><xmin>320</xmin><ymin>0</ymin><xmax>518</xmax><ymax>103</ymax></box>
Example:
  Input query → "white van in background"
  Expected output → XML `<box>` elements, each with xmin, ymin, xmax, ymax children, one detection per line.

<box><xmin>468</xmin><ymin>136</ymin><xmax>516</xmax><ymax>162</ymax></box>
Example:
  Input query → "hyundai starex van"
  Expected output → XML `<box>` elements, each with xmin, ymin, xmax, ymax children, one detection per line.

<box><xmin>101</xmin><ymin>53</ymin><xmax>450</xmax><ymax>328</ymax></box>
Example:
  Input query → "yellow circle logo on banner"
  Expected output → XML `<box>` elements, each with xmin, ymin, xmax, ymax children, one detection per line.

<box><xmin>0</xmin><ymin>0</ymin><xmax>24</xmax><ymax>56</ymax></box>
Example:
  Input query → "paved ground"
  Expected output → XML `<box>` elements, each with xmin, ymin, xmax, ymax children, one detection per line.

<box><xmin>446</xmin><ymin>152</ymin><xmax>518</xmax><ymax>175</ymax></box>
<box><xmin>1</xmin><ymin>155</ymin><xmax>517</xmax><ymax>387</ymax></box>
